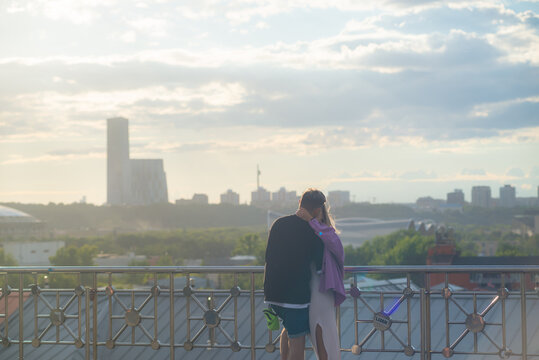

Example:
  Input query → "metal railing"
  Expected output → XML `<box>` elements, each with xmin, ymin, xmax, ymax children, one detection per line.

<box><xmin>0</xmin><ymin>265</ymin><xmax>537</xmax><ymax>359</ymax></box>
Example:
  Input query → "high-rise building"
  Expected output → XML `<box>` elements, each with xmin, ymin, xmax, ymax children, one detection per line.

<box><xmin>251</xmin><ymin>187</ymin><xmax>271</xmax><ymax>207</ymax></box>
<box><xmin>271</xmin><ymin>187</ymin><xmax>298</xmax><ymax>207</ymax></box>
<box><xmin>328</xmin><ymin>190</ymin><xmax>351</xmax><ymax>208</ymax></box>
<box><xmin>499</xmin><ymin>185</ymin><xmax>516</xmax><ymax>208</ymax></box>
<box><xmin>447</xmin><ymin>189</ymin><xmax>465</xmax><ymax>206</ymax></box>
<box><xmin>107</xmin><ymin>117</ymin><xmax>131</xmax><ymax>205</ymax></box>
<box><xmin>471</xmin><ymin>186</ymin><xmax>491</xmax><ymax>207</ymax></box>
<box><xmin>107</xmin><ymin>118</ymin><xmax>168</xmax><ymax>205</ymax></box>
<box><xmin>130</xmin><ymin>159</ymin><xmax>168</xmax><ymax>205</ymax></box>
<box><xmin>220</xmin><ymin>190</ymin><xmax>240</xmax><ymax>205</ymax></box>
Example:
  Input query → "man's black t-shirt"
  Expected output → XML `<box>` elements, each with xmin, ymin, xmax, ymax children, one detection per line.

<box><xmin>263</xmin><ymin>214</ymin><xmax>324</xmax><ymax>305</ymax></box>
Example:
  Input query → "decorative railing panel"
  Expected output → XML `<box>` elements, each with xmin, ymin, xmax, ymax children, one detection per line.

<box><xmin>0</xmin><ymin>266</ymin><xmax>537</xmax><ymax>359</ymax></box>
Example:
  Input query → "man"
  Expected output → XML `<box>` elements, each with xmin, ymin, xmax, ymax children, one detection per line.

<box><xmin>264</xmin><ymin>189</ymin><xmax>325</xmax><ymax>360</ymax></box>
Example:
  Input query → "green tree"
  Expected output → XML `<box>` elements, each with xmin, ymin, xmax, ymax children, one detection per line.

<box><xmin>48</xmin><ymin>245</ymin><xmax>98</xmax><ymax>288</ymax></box>
<box><xmin>0</xmin><ymin>248</ymin><xmax>17</xmax><ymax>266</ymax></box>
<box><xmin>495</xmin><ymin>242</ymin><xmax>527</xmax><ymax>256</ymax></box>
<box><xmin>232</xmin><ymin>233</ymin><xmax>265</xmax><ymax>265</ymax></box>
<box><xmin>344</xmin><ymin>230</ymin><xmax>434</xmax><ymax>285</ymax></box>
<box><xmin>49</xmin><ymin>245</ymin><xmax>98</xmax><ymax>266</ymax></box>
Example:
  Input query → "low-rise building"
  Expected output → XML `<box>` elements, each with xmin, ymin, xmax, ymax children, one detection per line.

<box><xmin>2</xmin><ymin>240</ymin><xmax>65</xmax><ymax>266</ymax></box>
<box><xmin>416</xmin><ymin>196</ymin><xmax>443</xmax><ymax>210</ymax></box>
<box><xmin>176</xmin><ymin>193</ymin><xmax>209</xmax><ymax>205</ymax></box>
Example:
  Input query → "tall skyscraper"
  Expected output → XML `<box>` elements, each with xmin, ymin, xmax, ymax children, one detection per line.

<box><xmin>107</xmin><ymin>117</ymin><xmax>131</xmax><ymax>205</ymax></box>
<box><xmin>107</xmin><ymin>117</ymin><xmax>168</xmax><ymax>205</ymax></box>
<box><xmin>471</xmin><ymin>186</ymin><xmax>491</xmax><ymax>208</ymax></box>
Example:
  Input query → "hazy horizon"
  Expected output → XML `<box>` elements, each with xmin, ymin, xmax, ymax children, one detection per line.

<box><xmin>1</xmin><ymin>0</ymin><xmax>538</xmax><ymax>205</ymax></box>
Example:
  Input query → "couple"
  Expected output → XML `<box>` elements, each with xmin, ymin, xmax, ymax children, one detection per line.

<box><xmin>264</xmin><ymin>189</ymin><xmax>346</xmax><ymax>360</ymax></box>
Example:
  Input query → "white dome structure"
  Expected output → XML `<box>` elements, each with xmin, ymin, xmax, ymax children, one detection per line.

<box><xmin>0</xmin><ymin>205</ymin><xmax>40</xmax><ymax>223</ymax></box>
<box><xmin>0</xmin><ymin>205</ymin><xmax>44</xmax><ymax>238</ymax></box>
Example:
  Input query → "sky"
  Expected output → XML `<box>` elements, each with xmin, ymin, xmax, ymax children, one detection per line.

<box><xmin>0</xmin><ymin>0</ymin><xmax>538</xmax><ymax>205</ymax></box>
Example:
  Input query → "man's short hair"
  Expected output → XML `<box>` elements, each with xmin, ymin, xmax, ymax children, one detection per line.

<box><xmin>300</xmin><ymin>189</ymin><xmax>326</xmax><ymax>211</ymax></box>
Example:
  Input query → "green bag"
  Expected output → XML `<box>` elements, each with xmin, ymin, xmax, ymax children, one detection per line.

<box><xmin>263</xmin><ymin>308</ymin><xmax>280</xmax><ymax>331</ymax></box>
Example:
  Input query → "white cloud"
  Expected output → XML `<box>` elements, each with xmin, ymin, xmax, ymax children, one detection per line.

<box><xmin>176</xmin><ymin>5</ymin><xmax>215</xmax><ymax>20</ymax></box>
<box><xmin>119</xmin><ymin>31</ymin><xmax>137</xmax><ymax>43</ymax></box>
<box><xmin>11</xmin><ymin>82</ymin><xmax>247</xmax><ymax>115</ymax></box>
<box><xmin>3</xmin><ymin>0</ymin><xmax>117</xmax><ymax>24</ymax></box>
<box><xmin>1</xmin><ymin>152</ymin><xmax>104</xmax><ymax>165</ymax></box>
<box><xmin>127</xmin><ymin>17</ymin><xmax>169</xmax><ymax>37</ymax></box>
<box><xmin>255</xmin><ymin>21</ymin><xmax>269</xmax><ymax>29</ymax></box>
<box><xmin>486</xmin><ymin>23</ymin><xmax>539</xmax><ymax>65</ymax></box>
<box><xmin>469</xmin><ymin>96</ymin><xmax>539</xmax><ymax>117</ymax></box>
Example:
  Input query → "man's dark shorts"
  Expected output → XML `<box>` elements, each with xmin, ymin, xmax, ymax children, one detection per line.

<box><xmin>270</xmin><ymin>304</ymin><xmax>310</xmax><ymax>338</ymax></box>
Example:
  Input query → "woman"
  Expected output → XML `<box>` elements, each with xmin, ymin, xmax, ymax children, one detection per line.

<box><xmin>296</xmin><ymin>200</ymin><xmax>345</xmax><ymax>360</ymax></box>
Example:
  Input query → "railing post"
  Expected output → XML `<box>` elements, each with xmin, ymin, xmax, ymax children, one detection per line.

<box><xmin>92</xmin><ymin>273</ymin><xmax>97</xmax><ymax>360</ymax></box>
<box><xmin>18</xmin><ymin>273</ymin><xmax>24</xmax><ymax>360</ymax></box>
<box><xmin>170</xmin><ymin>272</ymin><xmax>175</xmax><ymax>360</ymax></box>
<box><xmin>420</xmin><ymin>288</ymin><xmax>425</xmax><ymax>360</ymax></box>
<box><xmin>250</xmin><ymin>272</ymin><xmax>256</xmax><ymax>360</ymax></box>
<box><xmin>425</xmin><ymin>272</ymin><xmax>431</xmax><ymax>360</ymax></box>
<box><xmin>85</xmin><ymin>287</ymin><xmax>90</xmax><ymax>360</ymax></box>
<box><xmin>521</xmin><ymin>273</ymin><xmax>527</xmax><ymax>360</ymax></box>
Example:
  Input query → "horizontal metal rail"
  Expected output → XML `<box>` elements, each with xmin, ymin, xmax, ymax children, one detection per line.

<box><xmin>0</xmin><ymin>265</ymin><xmax>537</xmax><ymax>273</ymax></box>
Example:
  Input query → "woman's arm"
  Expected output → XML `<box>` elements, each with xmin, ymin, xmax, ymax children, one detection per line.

<box><xmin>295</xmin><ymin>208</ymin><xmax>344</xmax><ymax>261</ymax></box>
<box><xmin>308</xmin><ymin>218</ymin><xmax>344</xmax><ymax>262</ymax></box>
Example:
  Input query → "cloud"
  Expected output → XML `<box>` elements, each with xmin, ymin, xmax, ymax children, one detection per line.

<box><xmin>2</xmin><ymin>0</ymin><xmax>117</xmax><ymax>24</ymax></box>
<box><xmin>0</xmin><ymin>0</ymin><xmax>537</xmax><ymax>149</ymax></box>
<box><xmin>506</xmin><ymin>167</ymin><xmax>525</xmax><ymax>178</ymax></box>
<box><xmin>327</xmin><ymin>167</ymin><xmax>531</xmax><ymax>186</ymax></box>
<box><xmin>119</xmin><ymin>31</ymin><xmax>137</xmax><ymax>43</ymax></box>
<box><xmin>461</xmin><ymin>168</ymin><xmax>486</xmax><ymax>176</ymax></box>
<box><xmin>7</xmin><ymin>82</ymin><xmax>247</xmax><ymax>118</ymax></box>
<box><xmin>127</xmin><ymin>17</ymin><xmax>169</xmax><ymax>37</ymax></box>
<box><xmin>47</xmin><ymin>147</ymin><xmax>104</xmax><ymax>156</ymax></box>
<box><xmin>529</xmin><ymin>166</ymin><xmax>539</xmax><ymax>179</ymax></box>
<box><xmin>400</xmin><ymin>170</ymin><xmax>438</xmax><ymax>180</ymax></box>
<box><xmin>1</xmin><ymin>152</ymin><xmax>104</xmax><ymax>165</ymax></box>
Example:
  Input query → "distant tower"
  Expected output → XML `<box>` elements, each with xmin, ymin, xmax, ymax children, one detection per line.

<box><xmin>107</xmin><ymin>117</ymin><xmax>131</xmax><ymax>205</ymax></box>
<box><xmin>257</xmin><ymin>164</ymin><xmax>261</xmax><ymax>189</ymax></box>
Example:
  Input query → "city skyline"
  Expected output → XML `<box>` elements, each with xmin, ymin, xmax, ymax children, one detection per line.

<box><xmin>0</xmin><ymin>1</ymin><xmax>538</xmax><ymax>204</ymax></box>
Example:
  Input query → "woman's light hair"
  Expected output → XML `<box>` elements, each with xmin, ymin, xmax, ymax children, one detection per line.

<box><xmin>320</xmin><ymin>201</ymin><xmax>339</xmax><ymax>234</ymax></box>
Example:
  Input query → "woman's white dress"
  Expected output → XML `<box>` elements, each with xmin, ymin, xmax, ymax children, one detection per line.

<box><xmin>309</xmin><ymin>266</ymin><xmax>341</xmax><ymax>360</ymax></box>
